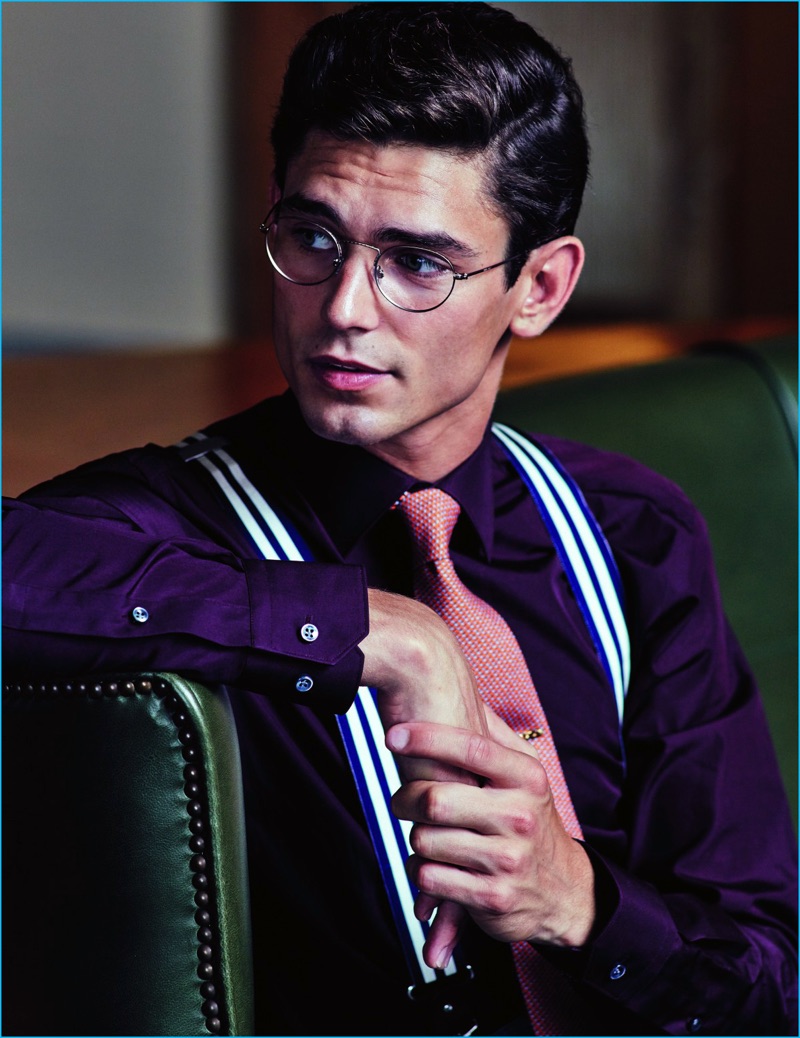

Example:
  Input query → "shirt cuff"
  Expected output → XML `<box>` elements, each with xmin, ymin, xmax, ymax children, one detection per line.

<box><xmin>240</xmin><ymin>558</ymin><xmax>368</xmax><ymax>712</ymax></box>
<box><xmin>536</xmin><ymin>845</ymin><xmax>711</xmax><ymax>1032</ymax></box>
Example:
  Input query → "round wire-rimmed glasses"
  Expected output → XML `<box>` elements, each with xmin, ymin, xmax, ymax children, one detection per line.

<box><xmin>259</xmin><ymin>207</ymin><xmax>527</xmax><ymax>313</ymax></box>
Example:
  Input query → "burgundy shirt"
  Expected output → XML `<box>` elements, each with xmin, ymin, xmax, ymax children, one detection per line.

<box><xmin>4</xmin><ymin>392</ymin><xmax>796</xmax><ymax>1035</ymax></box>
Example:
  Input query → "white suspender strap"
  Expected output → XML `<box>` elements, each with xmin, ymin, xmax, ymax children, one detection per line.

<box><xmin>177</xmin><ymin>432</ymin><xmax>447</xmax><ymax>987</ymax></box>
<box><xmin>177</xmin><ymin>423</ymin><xmax>630</xmax><ymax>990</ymax></box>
<box><xmin>491</xmin><ymin>422</ymin><xmax>631</xmax><ymax>722</ymax></box>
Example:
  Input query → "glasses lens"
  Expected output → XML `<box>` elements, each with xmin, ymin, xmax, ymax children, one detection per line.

<box><xmin>266</xmin><ymin>217</ymin><xmax>341</xmax><ymax>285</ymax></box>
<box><xmin>377</xmin><ymin>247</ymin><xmax>455</xmax><ymax>311</ymax></box>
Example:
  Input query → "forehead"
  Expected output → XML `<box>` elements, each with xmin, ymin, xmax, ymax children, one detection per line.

<box><xmin>282</xmin><ymin>132</ymin><xmax>504</xmax><ymax>242</ymax></box>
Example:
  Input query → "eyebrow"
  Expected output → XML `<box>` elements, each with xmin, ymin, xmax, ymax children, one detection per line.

<box><xmin>279</xmin><ymin>192</ymin><xmax>480</xmax><ymax>258</ymax></box>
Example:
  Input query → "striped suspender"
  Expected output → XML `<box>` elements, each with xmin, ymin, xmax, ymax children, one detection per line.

<box><xmin>177</xmin><ymin>424</ymin><xmax>630</xmax><ymax>994</ymax></box>
<box><xmin>492</xmin><ymin>423</ymin><xmax>630</xmax><ymax>723</ymax></box>
<box><xmin>178</xmin><ymin>432</ymin><xmax>448</xmax><ymax>988</ymax></box>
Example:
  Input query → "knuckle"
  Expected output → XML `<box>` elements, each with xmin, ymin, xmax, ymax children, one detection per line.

<box><xmin>420</xmin><ymin>784</ymin><xmax>448</xmax><ymax>824</ymax></box>
<box><xmin>464</xmin><ymin>733</ymin><xmax>492</xmax><ymax>771</ymax></box>
<box><xmin>508</xmin><ymin>806</ymin><xmax>536</xmax><ymax>839</ymax></box>
<box><xmin>480</xmin><ymin>881</ymin><xmax>514</xmax><ymax>916</ymax></box>
<box><xmin>414</xmin><ymin>858</ymin><xmax>438</xmax><ymax>895</ymax></box>
<box><xmin>522</xmin><ymin>757</ymin><xmax>549</xmax><ymax>795</ymax></box>
<box><xmin>409</xmin><ymin>824</ymin><xmax>429</xmax><ymax>857</ymax></box>
<box><xmin>495</xmin><ymin>844</ymin><xmax>524</xmax><ymax>875</ymax></box>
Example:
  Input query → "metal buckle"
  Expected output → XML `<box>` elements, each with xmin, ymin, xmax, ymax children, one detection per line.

<box><xmin>407</xmin><ymin>965</ymin><xmax>478</xmax><ymax>1035</ymax></box>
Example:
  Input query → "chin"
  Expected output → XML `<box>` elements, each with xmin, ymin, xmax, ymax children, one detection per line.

<box><xmin>298</xmin><ymin>398</ymin><xmax>392</xmax><ymax>448</ymax></box>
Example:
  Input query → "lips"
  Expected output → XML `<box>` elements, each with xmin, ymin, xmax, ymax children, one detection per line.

<box><xmin>309</xmin><ymin>354</ymin><xmax>391</xmax><ymax>391</ymax></box>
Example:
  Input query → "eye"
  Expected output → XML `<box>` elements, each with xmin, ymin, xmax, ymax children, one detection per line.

<box><xmin>389</xmin><ymin>248</ymin><xmax>452</xmax><ymax>279</ymax></box>
<box><xmin>287</xmin><ymin>220</ymin><xmax>337</xmax><ymax>253</ymax></box>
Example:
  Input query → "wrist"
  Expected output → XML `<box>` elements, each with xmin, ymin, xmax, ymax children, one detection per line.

<box><xmin>537</xmin><ymin>840</ymin><xmax>597</xmax><ymax>949</ymax></box>
<box><xmin>360</xmin><ymin>587</ymin><xmax>485</xmax><ymax>733</ymax></box>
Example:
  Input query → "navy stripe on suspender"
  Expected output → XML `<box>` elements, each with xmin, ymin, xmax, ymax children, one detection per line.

<box><xmin>179</xmin><ymin>432</ymin><xmax>445</xmax><ymax>987</ymax></box>
<box><xmin>177</xmin><ymin>420</ymin><xmax>632</xmax><ymax>993</ymax></box>
<box><xmin>504</xmin><ymin>435</ymin><xmax>623</xmax><ymax>691</ymax></box>
<box><xmin>339</xmin><ymin>694</ymin><xmax>434</xmax><ymax>985</ymax></box>
<box><xmin>492</xmin><ymin>423</ymin><xmax>630</xmax><ymax>719</ymax></box>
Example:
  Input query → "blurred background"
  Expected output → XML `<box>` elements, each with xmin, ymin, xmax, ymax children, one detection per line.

<box><xmin>3</xmin><ymin>1</ymin><xmax>797</xmax><ymax>494</ymax></box>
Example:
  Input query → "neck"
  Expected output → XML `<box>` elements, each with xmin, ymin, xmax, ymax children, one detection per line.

<box><xmin>366</xmin><ymin>348</ymin><xmax>507</xmax><ymax>482</ymax></box>
<box><xmin>366</xmin><ymin>418</ymin><xmax>487</xmax><ymax>483</ymax></box>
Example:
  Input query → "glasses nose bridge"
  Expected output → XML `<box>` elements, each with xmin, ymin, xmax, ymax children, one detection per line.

<box><xmin>335</xmin><ymin>237</ymin><xmax>385</xmax><ymax>296</ymax></box>
<box><xmin>339</xmin><ymin>236</ymin><xmax>382</xmax><ymax>263</ymax></box>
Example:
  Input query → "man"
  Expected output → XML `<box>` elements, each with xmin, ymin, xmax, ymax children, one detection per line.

<box><xmin>3</xmin><ymin>4</ymin><xmax>796</xmax><ymax>1035</ymax></box>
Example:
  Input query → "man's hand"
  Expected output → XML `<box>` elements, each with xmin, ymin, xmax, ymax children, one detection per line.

<box><xmin>360</xmin><ymin>588</ymin><xmax>487</xmax><ymax>763</ymax></box>
<box><xmin>386</xmin><ymin>709</ymin><xmax>596</xmax><ymax>968</ymax></box>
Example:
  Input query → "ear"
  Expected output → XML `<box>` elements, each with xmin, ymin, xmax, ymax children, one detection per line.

<box><xmin>508</xmin><ymin>236</ymin><xmax>585</xmax><ymax>339</ymax></box>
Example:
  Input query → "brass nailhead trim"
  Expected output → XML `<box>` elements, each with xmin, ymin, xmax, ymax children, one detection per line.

<box><xmin>4</xmin><ymin>675</ymin><xmax>229</xmax><ymax>1034</ymax></box>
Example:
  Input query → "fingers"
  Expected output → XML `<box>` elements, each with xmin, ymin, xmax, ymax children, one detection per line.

<box><xmin>414</xmin><ymin>814</ymin><xmax>537</xmax><ymax>872</ymax></box>
<box><xmin>414</xmin><ymin>891</ymin><xmax>440</xmax><ymax>923</ymax></box>
<box><xmin>408</xmin><ymin>853</ymin><xmax>491</xmax><ymax>911</ymax></box>
<box><xmin>387</xmin><ymin>719</ymin><xmax>592</xmax><ymax>948</ymax></box>
<box><xmin>422</xmin><ymin>899</ymin><xmax>465</xmax><ymax>971</ymax></box>
<box><xmin>387</xmin><ymin>720</ymin><xmax>547</xmax><ymax>793</ymax></box>
<box><xmin>394</xmin><ymin>755</ymin><xmax>476</xmax><ymax>787</ymax></box>
<box><xmin>394</xmin><ymin>778</ymin><xmax>531</xmax><ymax>840</ymax></box>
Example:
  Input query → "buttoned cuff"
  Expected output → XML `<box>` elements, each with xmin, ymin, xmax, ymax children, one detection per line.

<box><xmin>537</xmin><ymin>845</ymin><xmax>707</xmax><ymax>1034</ymax></box>
<box><xmin>240</xmin><ymin>558</ymin><xmax>368</xmax><ymax>712</ymax></box>
<box><xmin>571</xmin><ymin>850</ymin><xmax>678</xmax><ymax>1005</ymax></box>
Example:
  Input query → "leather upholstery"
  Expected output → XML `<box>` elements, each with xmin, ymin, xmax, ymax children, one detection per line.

<box><xmin>495</xmin><ymin>335</ymin><xmax>798</xmax><ymax>821</ymax></box>
<box><xmin>3</xmin><ymin>673</ymin><xmax>253</xmax><ymax>1036</ymax></box>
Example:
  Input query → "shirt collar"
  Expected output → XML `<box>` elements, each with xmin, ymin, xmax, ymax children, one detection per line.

<box><xmin>277</xmin><ymin>393</ymin><xmax>497</xmax><ymax>560</ymax></box>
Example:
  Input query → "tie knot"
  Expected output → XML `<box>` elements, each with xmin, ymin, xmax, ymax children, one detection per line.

<box><xmin>396</xmin><ymin>487</ymin><xmax>461</xmax><ymax>562</ymax></box>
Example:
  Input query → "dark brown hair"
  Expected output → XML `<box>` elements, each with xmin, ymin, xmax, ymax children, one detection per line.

<box><xmin>271</xmin><ymin>3</ymin><xmax>589</xmax><ymax>286</ymax></box>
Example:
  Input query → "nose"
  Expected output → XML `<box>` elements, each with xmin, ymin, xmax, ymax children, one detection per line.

<box><xmin>322</xmin><ymin>242</ymin><xmax>383</xmax><ymax>331</ymax></box>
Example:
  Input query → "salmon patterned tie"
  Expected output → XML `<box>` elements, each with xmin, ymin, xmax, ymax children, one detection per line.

<box><xmin>396</xmin><ymin>487</ymin><xmax>587</xmax><ymax>1036</ymax></box>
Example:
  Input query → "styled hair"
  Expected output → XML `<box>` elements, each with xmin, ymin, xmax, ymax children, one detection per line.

<box><xmin>271</xmin><ymin>2</ymin><xmax>589</xmax><ymax>286</ymax></box>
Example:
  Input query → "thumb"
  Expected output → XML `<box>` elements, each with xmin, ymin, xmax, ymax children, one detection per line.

<box><xmin>484</xmin><ymin>704</ymin><xmax>542</xmax><ymax>760</ymax></box>
<box><xmin>422</xmin><ymin>898</ymin><xmax>465</xmax><ymax>971</ymax></box>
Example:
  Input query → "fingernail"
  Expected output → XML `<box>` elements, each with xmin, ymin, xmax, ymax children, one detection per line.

<box><xmin>434</xmin><ymin>946</ymin><xmax>454</xmax><ymax>971</ymax></box>
<box><xmin>387</xmin><ymin>726</ymin><xmax>409</xmax><ymax>750</ymax></box>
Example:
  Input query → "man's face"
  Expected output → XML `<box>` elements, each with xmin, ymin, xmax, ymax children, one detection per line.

<box><xmin>271</xmin><ymin>132</ymin><xmax>532</xmax><ymax>476</ymax></box>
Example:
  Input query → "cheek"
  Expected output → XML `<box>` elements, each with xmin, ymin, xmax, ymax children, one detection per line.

<box><xmin>428</xmin><ymin>322</ymin><xmax>499</xmax><ymax>379</ymax></box>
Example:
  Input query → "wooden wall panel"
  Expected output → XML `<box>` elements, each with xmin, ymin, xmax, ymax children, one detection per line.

<box><xmin>723</xmin><ymin>2</ymin><xmax>797</xmax><ymax>317</ymax></box>
<box><xmin>225</xmin><ymin>2</ymin><xmax>352</xmax><ymax>338</ymax></box>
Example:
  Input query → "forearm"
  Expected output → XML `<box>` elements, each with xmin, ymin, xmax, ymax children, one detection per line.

<box><xmin>3</xmin><ymin>497</ymin><xmax>367</xmax><ymax>708</ymax></box>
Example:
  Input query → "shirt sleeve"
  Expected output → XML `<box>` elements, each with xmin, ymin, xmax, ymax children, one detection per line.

<box><xmin>3</xmin><ymin>459</ymin><xmax>368</xmax><ymax>713</ymax></box>
<box><xmin>539</xmin><ymin>462</ymin><xmax>797</xmax><ymax>1035</ymax></box>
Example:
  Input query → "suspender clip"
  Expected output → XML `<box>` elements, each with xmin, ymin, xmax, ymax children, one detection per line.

<box><xmin>407</xmin><ymin>965</ymin><xmax>478</xmax><ymax>1035</ymax></box>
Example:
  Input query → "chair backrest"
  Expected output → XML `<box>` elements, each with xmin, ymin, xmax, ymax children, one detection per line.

<box><xmin>3</xmin><ymin>672</ymin><xmax>253</xmax><ymax>1036</ymax></box>
<box><xmin>494</xmin><ymin>336</ymin><xmax>798</xmax><ymax>821</ymax></box>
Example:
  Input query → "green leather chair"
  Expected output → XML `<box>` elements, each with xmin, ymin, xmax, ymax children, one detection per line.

<box><xmin>3</xmin><ymin>673</ymin><xmax>254</xmax><ymax>1036</ymax></box>
<box><xmin>495</xmin><ymin>334</ymin><xmax>798</xmax><ymax>821</ymax></box>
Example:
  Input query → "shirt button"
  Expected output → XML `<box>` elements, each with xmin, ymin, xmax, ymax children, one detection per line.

<box><xmin>609</xmin><ymin>963</ymin><xmax>627</xmax><ymax>981</ymax></box>
<box><xmin>687</xmin><ymin>1018</ymin><xmax>702</xmax><ymax>1033</ymax></box>
<box><xmin>131</xmin><ymin>606</ymin><xmax>150</xmax><ymax>623</ymax></box>
<box><xmin>295</xmin><ymin>675</ymin><xmax>314</xmax><ymax>693</ymax></box>
<box><xmin>300</xmin><ymin>623</ymin><xmax>319</xmax><ymax>643</ymax></box>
